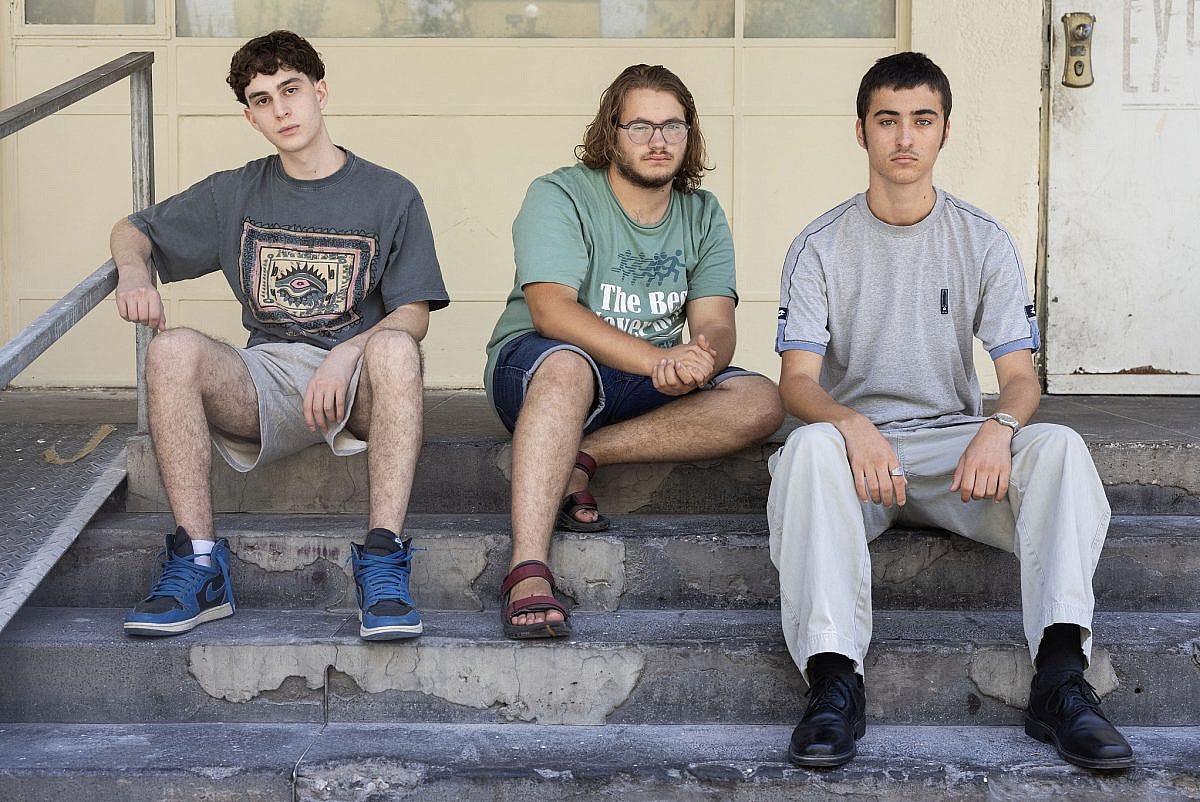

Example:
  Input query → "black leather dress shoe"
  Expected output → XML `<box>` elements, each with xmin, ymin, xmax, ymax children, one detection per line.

<box><xmin>788</xmin><ymin>671</ymin><xmax>866</xmax><ymax>767</ymax></box>
<box><xmin>1024</xmin><ymin>670</ymin><xmax>1135</xmax><ymax>769</ymax></box>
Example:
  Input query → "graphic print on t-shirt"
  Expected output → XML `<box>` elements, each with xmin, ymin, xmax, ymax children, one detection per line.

<box><xmin>615</xmin><ymin>248</ymin><xmax>684</xmax><ymax>287</ymax></box>
<box><xmin>597</xmin><ymin>248</ymin><xmax>688</xmax><ymax>344</ymax></box>
<box><xmin>239</xmin><ymin>220</ymin><xmax>375</xmax><ymax>335</ymax></box>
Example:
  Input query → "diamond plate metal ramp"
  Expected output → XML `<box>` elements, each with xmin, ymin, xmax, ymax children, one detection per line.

<box><xmin>0</xmin><ymin>423</ymin><xmax>130</xmax><ymax>634</ymax></box>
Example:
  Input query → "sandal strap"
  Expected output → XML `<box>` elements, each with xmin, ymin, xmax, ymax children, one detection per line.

<box><xmin>573</xmin><ymin>451</ymin><xmax>598</xmax><ymax>480</ymax></box>
<box><xmin>561</xmin><ymin>490</ymin><xmax>598</xmax><ymax>515</ymax></box>
<box><xmin>500</xmin><ymin>559</ymin><xmax>555</xmax><ymax>596</ymax></box>
<box><xmin>504</xmin><ymin>594</ymin><xmax>567</xmax><ymax>620</ymax></box>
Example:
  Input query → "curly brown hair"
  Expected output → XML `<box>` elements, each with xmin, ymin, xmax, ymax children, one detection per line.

<box><xmin>575</xmin><ymin>64</ymin><xmax>710</xmax><ymax>194</ymax></box>
<box><xmin>227</xmin><ymin>30</ymin><xmax>325</xmax><ymax>106</ymax></box>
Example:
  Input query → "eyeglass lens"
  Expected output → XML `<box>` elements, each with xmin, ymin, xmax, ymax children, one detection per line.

<box><xmin>622</xmin><ymin>122</ymin><xmax>688</xmax><ymax>145</ymax></box>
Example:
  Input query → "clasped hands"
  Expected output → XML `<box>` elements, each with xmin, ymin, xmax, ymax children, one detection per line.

<box><xmin>651</xmin><ymin>334</ymin><xmax>718</xmax><ymax>396</ymax></box>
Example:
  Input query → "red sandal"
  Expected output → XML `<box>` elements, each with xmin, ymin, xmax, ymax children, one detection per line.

<box><xmin>501</xmin><ymin>559</ymin><xmax>571</xmax><ymax>639</ymax></box>
<box><xmin>555</xmin><ymin>451</ymin><xmax>609</xmax><ymax>532</ymax></box>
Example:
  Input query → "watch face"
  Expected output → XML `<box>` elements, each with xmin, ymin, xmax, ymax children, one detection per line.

<box><xmin>992</xmin><ymin>413</ymin><xmax>1018</xmax><ymax>431</ymax></box>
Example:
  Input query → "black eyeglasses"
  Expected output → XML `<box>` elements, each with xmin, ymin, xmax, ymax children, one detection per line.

<box><xmin>616</xmin><ymin>120</ymin><xmax>690</xmax><ymax>145</ymax></box>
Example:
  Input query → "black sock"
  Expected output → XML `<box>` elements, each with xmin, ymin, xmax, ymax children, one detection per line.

<box><xmin>362</xmin><ymin>528</ymin><xmax>409</xmax><ymax>556</ymax></box>
<box><xmin>807</xmin><ymin>652</ymin><xmax>855</xmax><ymax>681</ymax></box>
<box><xmin>1035</xmin><ymin>623</ymin><xmax>1085</xmax><ymax>675</ymax></box>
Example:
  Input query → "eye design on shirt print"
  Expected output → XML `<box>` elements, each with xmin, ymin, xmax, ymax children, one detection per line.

<box><xmin>274</xmin><ymin>265</ymin><xmax>331</xmax><ymax>309</ymax></box>
<box><xmin>239</xmin><ymin>220</ymin><xmax>377</xmax><ymax>335</ymax></box>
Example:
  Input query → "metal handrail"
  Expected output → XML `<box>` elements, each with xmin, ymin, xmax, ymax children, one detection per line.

<box><xmin>0</xmin><ymin>52</ymin><xmax>155</xmax><ymax>431</ymax></box>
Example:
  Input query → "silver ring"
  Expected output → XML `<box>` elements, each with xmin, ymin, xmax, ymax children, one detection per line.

<box><xmin>889</xmin><ymin>466</ymin><xmax>905</xmax><ymax>476</ymax></box>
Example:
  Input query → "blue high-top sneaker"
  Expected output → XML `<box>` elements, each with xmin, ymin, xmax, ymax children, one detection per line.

<box><xmin>123</xmin><ymin>527</ymin><xmax>236</xmax><ymax>637</ymax></box>
<box><xmin>350</xmin><ymin>528</ymin><xmax>422</xmax><ymax>641</ymax></box>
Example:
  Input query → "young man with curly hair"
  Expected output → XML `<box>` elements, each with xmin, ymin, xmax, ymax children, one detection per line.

<box><xmin>484</xmin><ymin>64</ymin><xmax>783</xmax><ymax>640</ymax></box>
<box><xmin>112</xmin><ymin>30</ymin><xmax>448</xmax><ymax>641</ymax></box>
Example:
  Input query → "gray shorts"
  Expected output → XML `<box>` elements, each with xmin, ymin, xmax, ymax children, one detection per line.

<box><xmin>211</xmin><ymin>342</ymin><xmax>366</xmax><ymax>472</ymax></box>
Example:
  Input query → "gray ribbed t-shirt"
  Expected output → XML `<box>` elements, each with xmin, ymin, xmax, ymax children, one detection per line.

<box><xmin>775</xmin><ymin>189</ymin><xmax>1039</xmax><ymax>431</ymax></box>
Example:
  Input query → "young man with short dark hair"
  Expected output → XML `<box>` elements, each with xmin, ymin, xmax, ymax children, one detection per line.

<box><xmin>769</xmin><ymin>51</ymin><xmax>1133</xmax><ymax>770</ymax></box>
<box><xmin>112</xmin><ymin>30</ymin><xmax>448</xmax><ymax>641</ymax></box>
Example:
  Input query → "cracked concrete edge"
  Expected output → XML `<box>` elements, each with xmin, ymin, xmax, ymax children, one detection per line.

<box><xmin>2</xmin><ymin>722</ymin><xmax>1198</xmax><ymax>801</ymax></box>
<box><xmin>227</xmin><ymin>533</ymin><xmax>491</xmax><ymax>609</ymax></box>
<box><xmin>187</xmin><ymin>642</ymin><xmax>646</xmax><ymax>725</ymax></box>
<box><xmin>188</xmin><ymin>644</ymin><xmax>336</xmax><ymax>704</ymax></box>
<box><xmin>968</xmin><ymin>647</ymin><xmax>1119</xmax><ymax>708</ymax></box>
<box><xmin>232</xmin><ymin>537</ymin><xmax>351</xmax><ymax>572</ymax></box>
<box><xmin>298</xmin><ymin>758</ymin><xmax>427</xmax><ymax>799</ymax></box>
<box><xmin>549</xmin><ymin>536</ymin><xmax>627</xmax><ymax>612</ymax></box>
<box><xmin>288</xmin><ymin>723</ymin><xmax>1200</xmax><ymax>802</ymax></box>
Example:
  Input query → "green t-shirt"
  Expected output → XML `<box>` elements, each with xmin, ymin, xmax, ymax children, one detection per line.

<box><xmin>484</xmin><ymin>163</ymin><xmax>737</xmax><ymax>399</ymax></box>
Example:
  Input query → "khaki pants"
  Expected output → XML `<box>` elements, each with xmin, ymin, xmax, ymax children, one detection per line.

<box><xmin>766</xmin><ymin>421</ymin><xmax>1110</xmax><ymax>682</ymax></box>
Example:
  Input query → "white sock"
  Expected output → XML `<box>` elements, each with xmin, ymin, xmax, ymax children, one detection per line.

<box><xmin>191</xmin><ymin>539</ymin><xmax>216</xmax><ymax>568</ymax></box>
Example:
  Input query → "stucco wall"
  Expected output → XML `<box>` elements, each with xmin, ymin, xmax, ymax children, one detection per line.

<box><xmin>913</xmin><ymin>1</ymin><xmax>1046</xmax><ymax>390</ymax></box>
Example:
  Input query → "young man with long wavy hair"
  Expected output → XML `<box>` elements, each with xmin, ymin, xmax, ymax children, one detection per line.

<box><xmin>484</xmin><ymin>64</ymin><xmax>783</xmax><ymax>639</ymax></box>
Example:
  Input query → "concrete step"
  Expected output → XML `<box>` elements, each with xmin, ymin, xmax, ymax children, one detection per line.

<box><xmin>1</xmin><ymin>608</ymin><xmax>1196</xmax><ymax>728</ymax></box>
<box><xmin>29</xmin><ymin>513</ymin><xmax>1200</xmax><ymax>613</ymax></box>
<box><xmin>124</xmin><ymin>394</ymin><xmax>1200</xmax><ymax>517</ymax></box>
<box><xmin>0</xmin><ymin>722</ymin><xmax>309</xmax><ymax>801</ymax></box>
<box><xmin>0</xmin><ymin>722</ymin><xmax>1196</xmax><ymax>801</ymax></box>
<box><xmin>124</xmin><ymin>435</ymin><xmax>1200</xmax><ymax>518</ymax></box>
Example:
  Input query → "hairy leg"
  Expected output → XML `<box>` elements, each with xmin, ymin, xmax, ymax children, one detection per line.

<box><xmin>577</xmin><ymin>373</ymin><xmax>783</xmax><ymax>478</ymax></box>
<box><xmin>145</xmin><ymin>328</ymin><xmax>259</xmax><ymax>541</ymax></box>
<box><xmin>346</xmin><ymin>330</ymin><xmax>424</xmax><ymax>534</ymax></box>
<box><xmin>507</xmin><ymin>350</ymin><xmax>594</xmax><ymax>626</ymax></box>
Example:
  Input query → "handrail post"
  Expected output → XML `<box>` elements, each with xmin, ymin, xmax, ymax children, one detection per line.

<box><xmin>130</xmin><ymin>61</ymin><xmax>155</xmax><ymax>434</ymax></box>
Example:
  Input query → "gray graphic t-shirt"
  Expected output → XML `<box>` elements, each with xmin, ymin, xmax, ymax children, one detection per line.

<box><xmin>484</xmin><ymin>163</ymin><xmax>736</xmax><ymax>398</ymax></box>
<box><xmin>129</xmin><ymin>149</ymin><xmax>449</xmax><ymax>350</ymax></box>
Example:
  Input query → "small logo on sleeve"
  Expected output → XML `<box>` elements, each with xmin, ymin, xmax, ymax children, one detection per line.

<box><xmin>777</xmin><ymin>307</ymin><xmax>788</xmax><ymax>320</ymax></box>
<box><xmin>1025</xmin><ymin>304</ymin><xmax>1036</xmax><ymax>319</ymax></box>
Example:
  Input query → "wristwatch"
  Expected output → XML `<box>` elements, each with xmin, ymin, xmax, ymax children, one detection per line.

<box><xmin>988</xmin><ymin>412</ymin><xmax>1020</xmax><ymax>435</ymax></box>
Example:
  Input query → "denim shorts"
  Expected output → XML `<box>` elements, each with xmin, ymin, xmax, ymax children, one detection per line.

<box><xmin>490</xmin><ymin>331</ymin><xmax>758</xmax><ymax>434</ymax></box>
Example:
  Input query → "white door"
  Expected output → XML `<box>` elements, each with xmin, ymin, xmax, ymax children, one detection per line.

<box><xmin>1046</xmin><ymin>0</ymin><xmax>1200</xmax><ymax>393</ymax></box>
